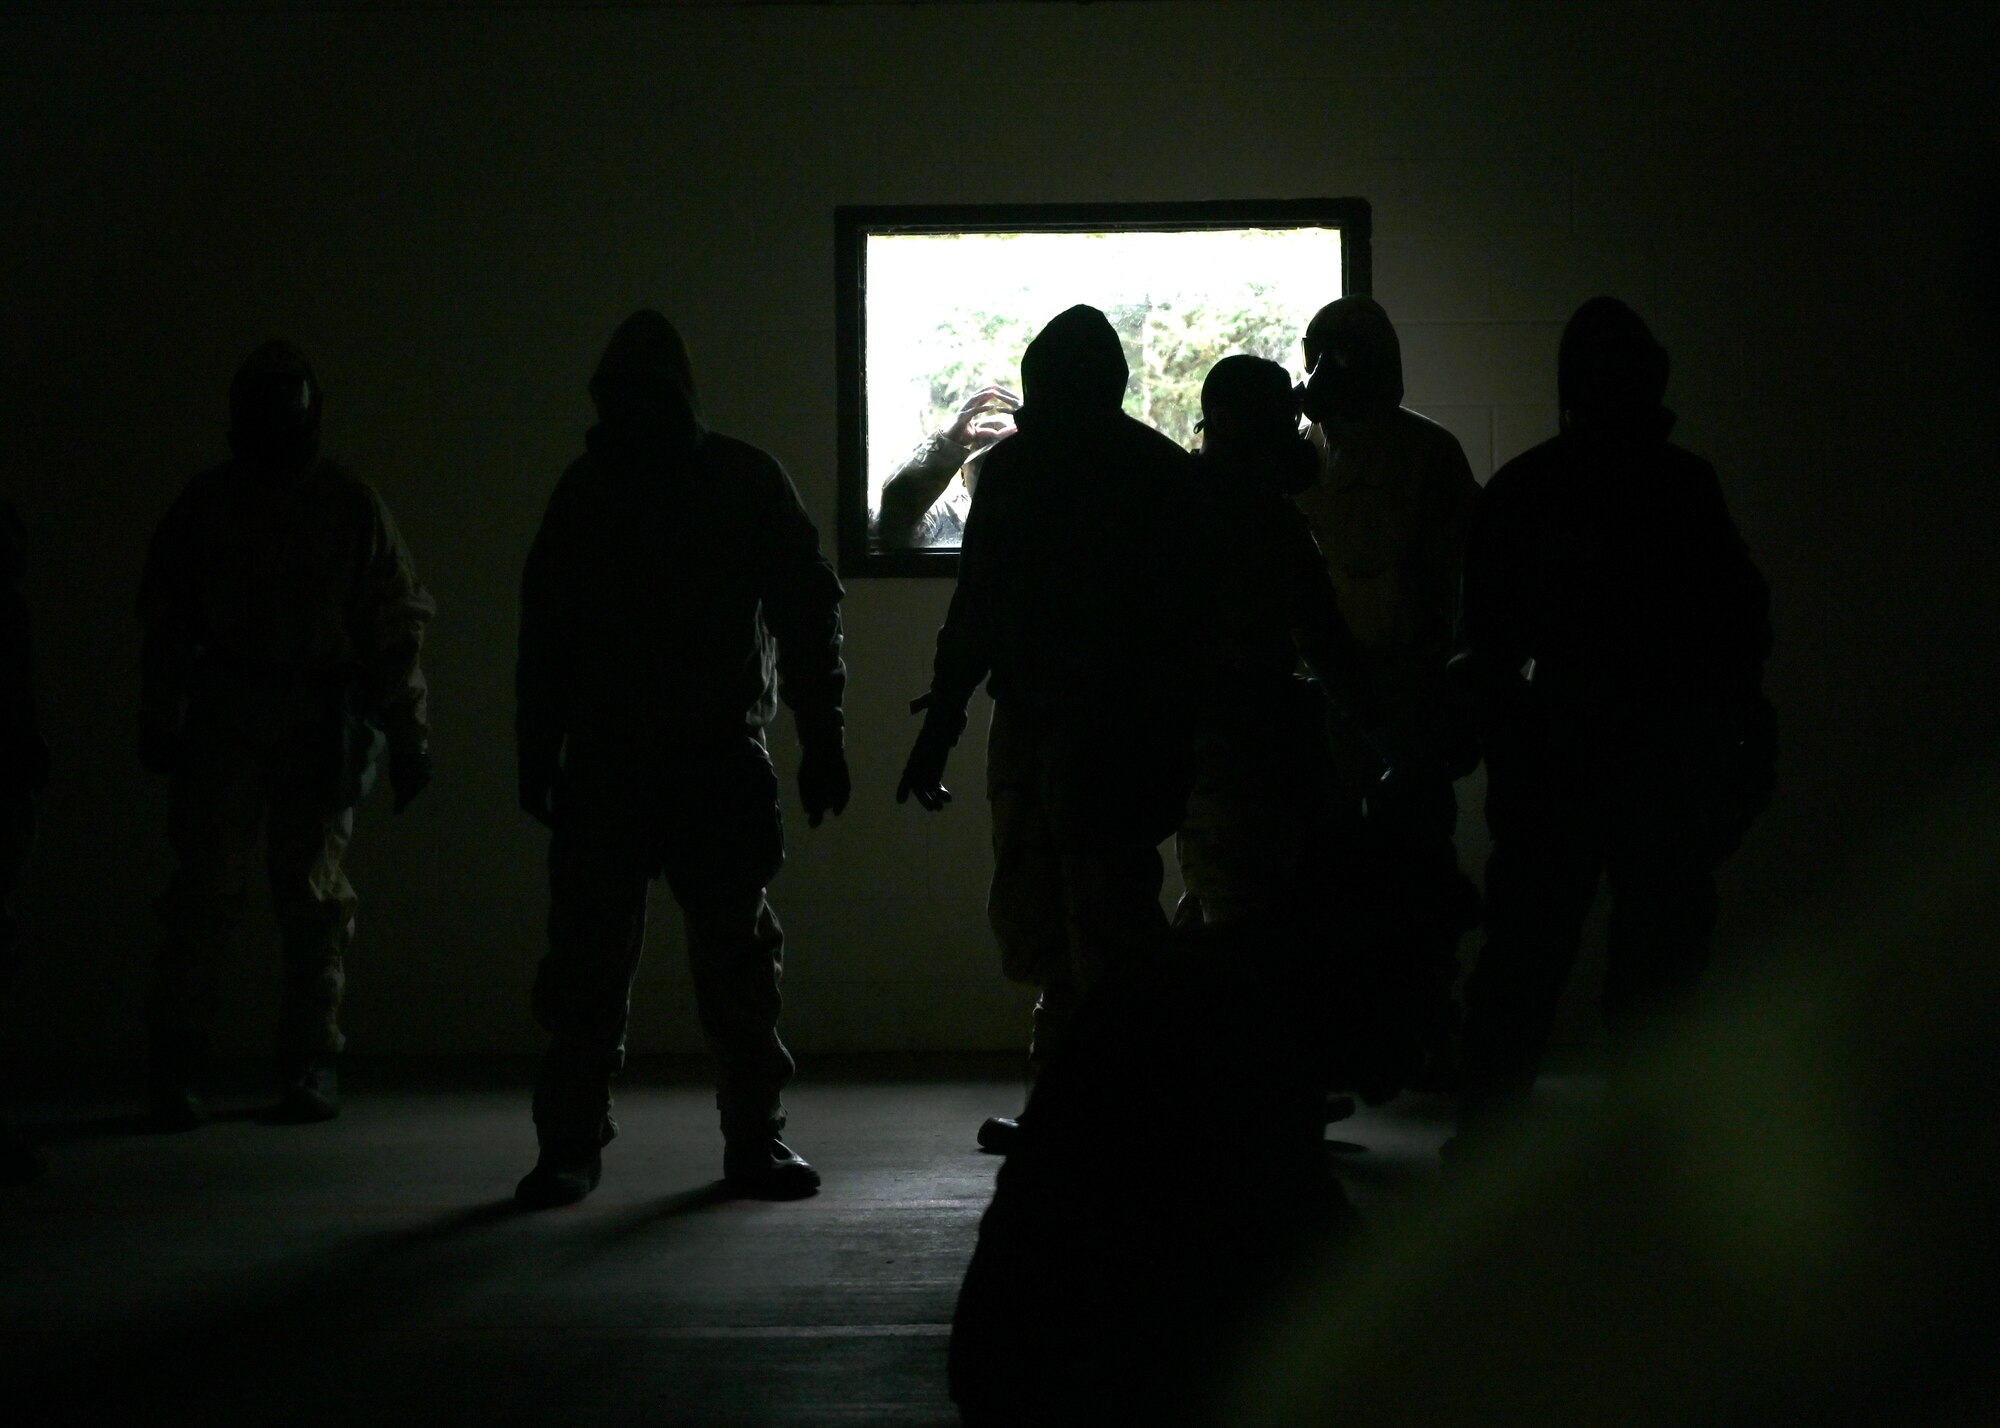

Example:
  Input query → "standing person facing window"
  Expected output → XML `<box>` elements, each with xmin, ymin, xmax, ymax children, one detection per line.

<box><xmin>897</xmin><ymin>304</ymin><xmax>1203</xmax><ymax>1151</ymax></box>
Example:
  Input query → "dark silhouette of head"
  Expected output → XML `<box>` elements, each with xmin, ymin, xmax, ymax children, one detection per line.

<box><xmin>1301</xmin><ymin>296</ymin><xmax>1405</xmax><ymax>426</ymax></box>
<box><xmin>228</xmin><ymin>340</ymin><xmax>321</xmax><ymax>473</ymax></box>
<box><xmin>589</xmin><ymin>310</ymin><xmax>707</xmax><ymax>451</ymax></box>
<box><xmin>1199</xmin><ymin>353</ymin><xmax>1316</xmax><ymax>494</ymax></box>
<box><xmin>1558</xmin><ymin>296</ymin><xmax>1671</xmax><ymax>438</ymax></box>
<box><xmin>1017</xmin><ymin>304</ymin><xmax>1129</xmax><ymax>424</ymax></box>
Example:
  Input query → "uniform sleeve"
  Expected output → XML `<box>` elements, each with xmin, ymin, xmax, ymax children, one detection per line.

<box><xmin>758</xmin><ymin>460</ymin><xmax>847</xmax><ymax>748</ymax></box>
<box><xmin>517</xmin><ymin>472</ymin><xmax>582</xmax><ymax>782</ymax></box>
<box><xmin>350</xmin><ymin>487</ymin><xmax>436</xmax><ymax>747</ymax></box>
<box><xmin>1416</xmin><ymin>426</ymin><xmax>1482</xmax><ymax>650</ymax></box>
<box><xmin>136</xmin><ymin>485</ymin><xmax>202</xmax><ymax>742</ymax></box>
<box><xmin>877</xmin><ymin>432</ymin><xmax>971</xmax><ymax>550</ymax></box>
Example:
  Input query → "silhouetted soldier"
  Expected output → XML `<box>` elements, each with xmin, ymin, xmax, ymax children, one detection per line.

<box><xmin>1449</xmin><ymin>297</ymin><xmax>1774</xmax><ymax>1161</ymax></box>
<box><xmin>139</xmin><ymin>341</ymin><xmax>434</xmax><ymax>1130</ymax></box>
<box><xmin>898</xmin><ymin>304</ymin><xmax>1201</xmax><ymax>1151</ymax></box>
<box><xmin>1</xmin><ymin>499</ymin><xmax>50</xmax><ymax>1181</ymax></box>
<box><xmin>1175</xmin><ymin>355</ymin><xmax>1372</xmax><ymax>928</ymax></box>
<box><xmin>1298</xmin><ymin>296</ymin><xmax>1484</xmax><ymax>1093</ymax></box>
<box><xmin>514</xmin><ymin>311</ymin><xmax>848</xmax><ymax>1208</ymax></box>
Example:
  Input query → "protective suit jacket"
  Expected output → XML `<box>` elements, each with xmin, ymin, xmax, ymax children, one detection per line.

<box><xmin>1296</xmin><ymin>298</ymin><xmax>1480</xmax><ymax>768</ymax></box>
<box><xmin>516</xmin><ymin>373</ymin><xmax>845</xmax><ymax>810</ymax></box>
<box><xmin>138</xmin><ymin>458</ymin><xmax>433</xmax><ymax>802</ymax></box>
<box><xmin>1456</xmin><ymin>417</ymin><xmax>1771</xmax><ymax>785</ymax></box>
<box><xmin>1191</xmin><ymin>456</ymin><xmax>1367</xmax><ymax>720</ymax></box>
<box><xmin>926</xmin><ymin>307</ymin><xmax>1203</xmax><ymax>730</ymax></box>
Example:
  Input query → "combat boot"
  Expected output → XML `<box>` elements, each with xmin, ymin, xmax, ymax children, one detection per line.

<box><xmin>722</xmin><ymin>1135</ymin><xmax>820</xmax><ymax>1199</ymax></box>
<box><xmin>277</xmin><ymin>1056</ymin><xmax>340</xmax><ymax>1123</ymax></box>
<box><xmin>515</xmin><ymin>1145</ymin><xmax>603</xmax><ymax>1209</ymax></box>
<box><xmin>147</xmin><ymin>1035</ymin><xmax>208</xmax><ymax>1133</ymax></box>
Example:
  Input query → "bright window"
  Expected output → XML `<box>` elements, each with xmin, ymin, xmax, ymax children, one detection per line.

<box><xmin>835</xmin><ymin>200</ymin><xmax>1371</xmax><ymax>576</ymax></box>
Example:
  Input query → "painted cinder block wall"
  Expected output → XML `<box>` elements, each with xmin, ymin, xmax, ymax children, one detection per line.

<box><xmin>0</xmin><ymin>1</ymin><xmax>1990</xmax><ymax>1056</ymax></box>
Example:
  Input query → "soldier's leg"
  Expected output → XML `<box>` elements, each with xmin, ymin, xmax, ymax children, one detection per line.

<box><xmin>1600</xmin><ymin>790</ymin><xmax>1722</xmax><ymax>1070</ymax></box>
<box><xmin>677</xmin><ymin>888</ymin><xmax>793</xmax><ymax>1143</ymax></box>
<box><xmin>530</xmin><ymin>828</ymin><xmax>652</xmax><ymax>1155</ymax></box>
<box><xmin>1057</xmin><ymin>836</ymin><xmax>1168</xmax><ymax>996</ymax></box>
<box><xmin>986</xmin><ymin>707</ymin><xmax>1074</xmax><ymax>1068</ymax></box>
<box><xmin>680</xmin><ymin>889</ymin><xmax>816</xmax><ymax>1196</ymax></box>
<box><xmin>1044</xmin><ymin>728</ymin><xmax>1183</xmax><ymax>998</ymax></box>
<box><xmin>1454</xmin><ymin>782</ymin><xmax>1604</xmax><ymax>1139</ymax></box>
<box><xmin>663</xmin><ymin>744</ymin><xmax>813</xmax><ymax>1195</ymax></box>
<box><xmin>266</xmin><ymin>799</ymin><xmax>357</xmax><ymax>1066</ymax></box>
<box><xmin>149</xmin><ymin>738</ymin><xmax>266</xmax><ymax>1122</ymax></box>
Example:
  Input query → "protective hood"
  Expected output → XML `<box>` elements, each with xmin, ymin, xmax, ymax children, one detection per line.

<box><xmin>1302</xmin><ymin>296</ymin><xmax>1404</xmax><ymax>423</ymax></box>
<box><xmin>228</xmin><ymin>339</ymin><xmax>322</xmax><ymax>474</ymax></box>
<box><xmin>1558</xmin><ymin>296</ymin><xmax>1673</xmax><ymax>442</ymax></box>
<box><xmin>1015</xmin><ymin>305</ymin><xmax>1129</xmax><ymax>429</ymax></box>
<box><xmin>587</xmin><ymin>310</ymin><xmax>708</xmax><ymax>456</ymax></box>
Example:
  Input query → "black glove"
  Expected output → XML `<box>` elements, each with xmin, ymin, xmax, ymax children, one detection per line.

<box><xmin>389</xmin><ymin>739</ymin><xmax>433</xmax><ymax>814</ymax></box>
<box><xmin>897</xmin><ymin>696</ymin><xmax>965</xmax><ymax>813</ymax></box>
<box><xmin>138</xmin><ymin>722</ymin><xmax>183</xmax><ymax>777</ymax></box>
<box><xmin>799</xmin><ymin>741</ymin><xmax>851</xmax><ymax>829</ymax></box>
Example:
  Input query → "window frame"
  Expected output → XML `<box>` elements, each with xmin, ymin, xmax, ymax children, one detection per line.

<box><xmin>834</xmin><ymin>197</ymin><xmax>1373</xmax><ymax>579</ymax></box>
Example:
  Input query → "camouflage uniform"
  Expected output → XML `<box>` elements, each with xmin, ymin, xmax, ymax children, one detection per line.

<box><xmin>139</xmin><ymin>455</ymin><xmax>432</xmax><ymax>1063</ymax></box>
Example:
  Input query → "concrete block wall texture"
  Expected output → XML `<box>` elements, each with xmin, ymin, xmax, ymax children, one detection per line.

<box><xmin>0</xmin><ymin>1</ymin><xmax>1992</xmax><ymax>1056</ymax></box>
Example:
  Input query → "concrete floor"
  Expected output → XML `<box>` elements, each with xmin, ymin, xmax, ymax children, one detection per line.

<box><xmin>0</xmin><ymin>1057</ymin><xmax>1459</xmax><ymax>1427</ymax></box>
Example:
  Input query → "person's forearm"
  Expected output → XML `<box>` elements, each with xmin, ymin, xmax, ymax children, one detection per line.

<box><xmin>878</xmin><ymin>434</ymin><xmax>969</xmax><ymax>544</ymax></box>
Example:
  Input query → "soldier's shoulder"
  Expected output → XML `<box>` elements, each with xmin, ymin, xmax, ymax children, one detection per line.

<box><xmin>313</xmin><ymin>458</ymin><xmax>376</xmax><ymax>496</ymax></box>
<box><xmin>1485</xmin><ymin>435</ymin><xmax>1564</xmax><ymax>493</ymax></box>
<box><xmin>698</xmin><ymin>431</ymin><xmax>782</xmax><ymax>473</ymax></box>
<box><xmin>1117</xmin><ymin>413</ymin><xmax>1197</xmax><ymax>473</ymax></box>
<box><xmin>166</xmin><ymin>461</ymin><xmax>243</xmax><ymax>516</ymax></box>
<box><xmin>1392</xmin><ymin>405</ymin><xmax>1459</xmax><ymax>443</ymax></box>
<box><xmin>1658</xmin><ymin>441</ymin><xmax>1717</xmax><ymax>480</ymax></box>
<box><xmin>312</xmin><ymin>460</ymin><xmax>402</xmax><ymax>520</ymax></box>
<box><xmin>1393</xmin><ymin>407</ymin><xmax>1478</xmax><ymax>467</ymax></box>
